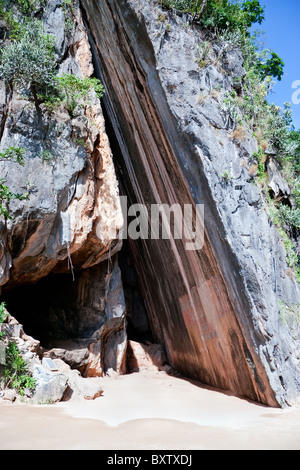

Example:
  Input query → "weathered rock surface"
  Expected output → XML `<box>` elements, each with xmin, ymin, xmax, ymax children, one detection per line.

<box><xmin>0</xmin><ymin>3</ymin><xmax>123</xmax><ymax>287</ymax></box>
<box><xmin>0</xmin><ymin>313</ymin><xmax>104</xmax><ymax>403</ymax></box>
<box><xmin>32</xmin><ymin>364</ymin><xmax>69</xmax><ymax>404</ymax></box>
<box><xmin>1</xmin><ymin>0</ymin><xmax>300</xmax><ymax>408</ymax></box>
<box><xmin>0</xmin><ymin>1</ymin><xmax>126</xmax><ymax>378</ymax></box>
<box><xmin>82</xmin><ymin>0</ymin><xmax>300</xmax><ymax>406</ymax></box>
<box><xmin>127</xmin><ymin>340</ymin><xmax>168</xmax><ymax>373</ymax></box>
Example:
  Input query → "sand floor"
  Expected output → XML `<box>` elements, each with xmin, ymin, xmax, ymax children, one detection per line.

<box><xmin>1</xmin><ymin>371</ymin><xmax>300</xmax><ymax>450</ymax></box>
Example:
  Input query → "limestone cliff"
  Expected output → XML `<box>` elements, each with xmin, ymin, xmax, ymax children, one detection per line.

<box><xmin>1</xmin><ymin>0</ymin><xmax>300</xmax><ymax>407</ymax></box>
<box><xmin>0</xmin><ymin>2</ymin><xmax>123</xmax><ymax>286</ymax></box>
<box><xmin>0</xmin><ymin>0</ymin><xmax>126</xmax><ymax>378</ymax></box>
<box><xmin>81</xmin><ymin>0</ymin><xmax>300</xmax><ymax>407</ymax></box>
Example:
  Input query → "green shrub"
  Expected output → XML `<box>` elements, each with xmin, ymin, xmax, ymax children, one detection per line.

<box><xmin>2</xmin><ymin>341</ymin><xmax>36</xmax><ymax>396</ymax></box>
<box><xmin>277</xmin><ymin>205</ymin><xmax>300</xmax><ymax>231</ymax></box>
<box><xmin>221</xmin><ymin>90</ymin><xmax>239</xmax><ymax>124</ymax></box>
<box><xmin>159</xmin><ymin>0</ymin><xmax>265</xmax><ymax>32</ymax></box>
<box><xmin>201</xmin><ymin>0</ymin><xmax>264</xmax><ymax>32</ymax></box>
<box><xmin>0</xmin><ymin>303</ymin><xmax>36</xmax><ymax>397</ymax></box>
<box><xmin>291</xmin><ymin>177</ymin><xmax>300</xmax><ymax>206</ymax></box>
<box><xmin>39</xmin><ymin>149</ymin><xmax>54</xmax><ymax>162</ymax></box>
<box><xmin>0</xmin><ymin>147</ymin><xmax>28</xmax><ymax>219</ymax></box>
<box><xmin>0</xmin><ymin>0</ymin><xmax>47</xmax><ymax>40</ymax></box>
<box><xmin>0</xmin><ymin>19</ymin><xmax>57</xmax><ymax>101</ymax></box>
<box><xmin>61</xmin><ymin>0</ymin><xmax>77</xmax><ymax>31</ymax></box>
<box><xmin>0</xmin><ymin>0</ymin><xmax>43</xmax><ymax>16</ymax></box>
<box><xmin>257</xmin><ymin>51</ymin><xmax>285</xmax><ymax>82</ymax></box>
<box><xmin>252</xmin><ymin>146</ymin><xmax>265</xmax><ymax>179</ymax></box>
<box><xmin>220</xmin><ymin>170</ymin><xmax>233</xmax><ymax>183</ymax></box>
<box><xmin>286</xmin><ymin>130</ymin><xmax>300</xmax><ymax>175</ymax></box>
<box><xmin>0</xmin><ymin>302</ymin><xmax>8</xmax><ymax>340</ymax></box>
<box><xmin>55</xmin><ymin>73</ymin><xmax>105</xmax><ymax>116</ymax></box>
<box><xmin>0</xmin><ymin>146</ymin><xmax>26</xmax><ymax>166</ymax></box>
<box><xmin>0</xmin><ymin>179</ymin><xmax>29</xmax><ymax>219</ymax></box>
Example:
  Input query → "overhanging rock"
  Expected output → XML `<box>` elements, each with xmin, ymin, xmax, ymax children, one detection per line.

<box><xmin>81</xmin><ymin>0</ymin><xmax>300</xmax><ymax>407</ymax></box>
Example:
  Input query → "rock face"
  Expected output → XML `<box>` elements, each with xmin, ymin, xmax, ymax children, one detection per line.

<box><xmin>0</xmin><ymin>3</ymin><xmax>123</xmax><ymax>287</ymax></box>
<box><xmin>0</xmin><ymin>311</ymin><xmax>105</xmax><ymax>403</ymax></box>
<box><xmin>1</xmin><ymin>0</ymin><xmax>300</xmax><ymax>408</ymax></box>
<box><xmin>82</xmin><ymin>0</ymin><xmax>300</xmax><ymax>407</ymax></box>
<box><xmin>0</xmin><ymin>1</ymin><xmax>126</xmax><ymax>377</ymax></box>
<box><xmin>127</xmin><ymin>340</ymin><xmax>168</xmax><ymax>373</ymax></box>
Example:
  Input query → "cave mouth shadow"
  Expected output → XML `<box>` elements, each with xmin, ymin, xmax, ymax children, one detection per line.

<box><xmin>0</xmin><ymin>264</ymin><xmax>108</xmax><ymax>351</ymax></box>
<box><xmin>118</xmin><ymin>238</ymin><xmax>154</xmax><ymax>345</ymax></box>
<box><xmin>1</xmin><ymin>240</ymin><xmax>168</xmax><ymax>379</ymax></box>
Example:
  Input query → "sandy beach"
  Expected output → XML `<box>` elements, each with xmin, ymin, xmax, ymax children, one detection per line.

<box><xmin>1</xmin><ymin>370</ymin><xmax>300</xmax><ymax>450</ymax></box>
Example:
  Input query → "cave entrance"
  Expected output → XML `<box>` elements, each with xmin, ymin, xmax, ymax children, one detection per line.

<box><xmin>118</xmin><ymin>239</ymin><xmax>153</xmax><ymax>344</ymax></box>
<box><xmin>1</xmin><ymin>242</ymin><xmax>155</xmax><ymax>375</ymax></box>
<box><xmin>1</xmin><ymin>262</ymin><xmax>109</xmax><ymax>352</ymax></box>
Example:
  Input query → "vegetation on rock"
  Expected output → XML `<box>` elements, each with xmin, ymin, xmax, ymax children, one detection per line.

<box><xmin>0</xmin><ymin>302</ymin><xmax>36</xmax><ymax>397</ymax></box>
<box><xmin>0</xmin><ymin>19</ymin><xmax>57</xmax><ymax>103</ymax></box>
<box><xmin>0</xmin><ymin>0</ymin><xmax>105</xmax><ymax>109</ymax></box>
<box><xmin>0</xmin><ymin>147</ymin><xmax>28</xmax><ymax>219</ymax></box>
<box><xmin>0</xmin><ymin>302</ymin><xmax>8</xmax><ymax>340</ymax></box>
<box><xmin>158</xmin><ymin>0</ymin><xmax>299</xmax><ymax>282</ymax></box>
<box><xmin>55</xmin><ymin>73</ymin><xmax>105</xmax><ymax>116</ymax></box>
<box><xmin>0</xmin><ymin>0</ymin><xmax>105</xmax><ymax>218</ymax></box>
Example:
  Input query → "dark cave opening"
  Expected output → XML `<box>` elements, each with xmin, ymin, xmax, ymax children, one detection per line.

<box><xmin>118</xmin><ymin>239</ymin><xmax>154</xmax><ymax>344</ymax></box>
<box><xmin>0</xmin><ymin>16</ymin><xmax>156</xmax><ymax>361</ymax></box>
<box><xmin>1</xmin><ymin>262</ymin><xmax>109</xmax><ymax>350</ymax></box>
<box><xmin>1</xmin><ymin>240</ymin><xmax>153</xmax><ymax>352</ymax></box>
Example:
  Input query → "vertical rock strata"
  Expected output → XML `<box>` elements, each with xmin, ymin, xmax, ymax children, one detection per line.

<box><xmin>81</xmin><ymin>0</ymin><xmax>300</xmax><ymax>406</ymax></box>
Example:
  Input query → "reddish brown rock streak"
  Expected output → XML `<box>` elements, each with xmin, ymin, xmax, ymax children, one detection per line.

<box><xmin>82</xmin><ymin>0</ymin><xmax>288</xmax><ymax>407</ymax></box>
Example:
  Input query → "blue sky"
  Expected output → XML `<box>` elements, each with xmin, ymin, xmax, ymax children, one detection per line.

<box><xmin>255</xmin><ymin>0</ymin><xmax>300</xmax><ymax>129</ymax></box>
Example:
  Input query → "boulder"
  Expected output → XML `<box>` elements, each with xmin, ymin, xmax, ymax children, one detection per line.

<box><xmin>32</xmin><ymin>364</ymin><xmax>68</xmax><ymax>404</ymax></box>
<box><xmin>50</xmin><ymin>359</ymin><xmax>104</xmax><ymax>401</ymax></box>
<box><xmin>0</xmin><ymin>389</ymin><xmax>17</xmax><ymax>402</ymax></box>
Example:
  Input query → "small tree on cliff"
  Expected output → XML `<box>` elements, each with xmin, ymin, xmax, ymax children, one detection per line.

<box><xmin>55</xmin><ymin>73</ymin><xmax>105</xmax><ymax>116</ymax></box>
<box><xmin>0</xmin><ymin>19</ymin><xmax>57</xmax><ymax>103</ymax></box>
<box><xmin>160</xmin><ymin>0</ymin><xmax>265</xmax><ymax>31</ymax></box>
